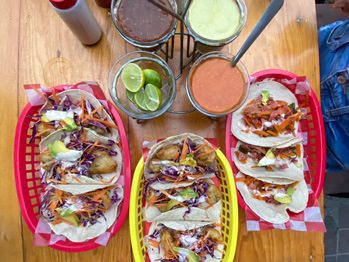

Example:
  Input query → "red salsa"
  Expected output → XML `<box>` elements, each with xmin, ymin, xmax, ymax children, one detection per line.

<box><xmin>117</xmin><ymin>0</ymin><xmax>175</xmax><ymax>43</ymax></box>
<box><xmin>190</xmin><ymin>57</ymin><xmax>246</xmax><ymax>114</ymax></box>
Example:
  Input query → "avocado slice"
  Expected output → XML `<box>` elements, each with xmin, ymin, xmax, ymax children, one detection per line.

<box><xmin>178</xmin><ymin>189</ymin><xmax>199</xmax><ymax>198</ymax></box>
<box><xmin>286</xmin><ymin>186</ymin><xmax>295</xmax><ymax>196</ymax></box>
<box><xmin>56</xmin><ymin>207</ymin><xmax>79</xmax><ymax>227</ymax></box>
<box><xmin>62</xmin><ymin>117</ymin><xmax>78</xmax><ymax>130</ymax></box>
<box><xmin>173</xmin><ymin>247</ymin><xmax>199</xmax><ymax>262</ymax></box>
<box><xmin>166</xmin><ymin>199</ymin><xmax>180</xmax><ymax>211</ymax></box>
<box><xmin>48</xmin><ymin>140</ymin><xmax>69</xmax><ymax>158</ymax></box>
<box><xmin>62</xmin><ymin>214</ymin><xmax>79</xmax><ymax>227</ymax></box>
<box><xmin>274</xmin><ymin>194</ymin><xmax>292</xmax><ymax>204</ymax></box>
<box><xmin>56</xmin><ymin>207</ymin><xmax>74</xmax><ymax>217</ymax></box>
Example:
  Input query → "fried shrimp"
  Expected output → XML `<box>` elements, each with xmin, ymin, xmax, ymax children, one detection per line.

<box><xmin>206</xmin><ymin>184</ymin><xmax>221</xmax><ymax>204</ymax></box>
<box><xmin>39</xmin><ymin>150</ymin><xmax>54</xmax><ymax>172</ymax></box>
<box><xmin>89</xmin><ymin>150</ymin><xmax>117</xmax><ymax>175</ymax></box>
<box><xmin>196</xmin><ymin>144</ymin><xmax>216</xmax><ymax>165</ymax></box>
<box><xmin>205</xmin><ymin>228</ymin><xmax>223</xmax><ymax>243</ymax></box>
<box><xmin>156</xmin><ymin>145</ymin><xmax>181</xmax><ymax>160</ymax></box>
<box><xmin>160</xmin><ymin>229</ymin><xmax>177</xmax><ymax>259</ymax></box>
<box><xmin>148</xmin><ymin>158</ymin><xmax>161</xmax><ymax>172</ymax></box>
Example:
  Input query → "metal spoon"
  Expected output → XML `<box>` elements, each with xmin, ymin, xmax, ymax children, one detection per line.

<box><xmin>231</xmin><ymin>0</ymin><xmax>284</xmax><ymax>67</ymax></box>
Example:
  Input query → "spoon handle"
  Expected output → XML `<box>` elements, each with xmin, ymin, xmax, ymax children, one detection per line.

<box><xmin>231</xmin><ymin>0</ymin><xmax>284</xmax><ymax>67</ymax></box>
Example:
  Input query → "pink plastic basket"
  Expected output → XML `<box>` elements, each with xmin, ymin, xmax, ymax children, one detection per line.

<box><xmin>13</xmin><ymin>88</ymin><xmax>131</xmax><ymax>252</ymax></box>
<box><xmin>225</xmin><ymin>69</ymin><xmax>326</xmax><ymax>210</ymax></box>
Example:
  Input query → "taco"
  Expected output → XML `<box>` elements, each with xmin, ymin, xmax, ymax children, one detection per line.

<box><xmin>144</xmin><ymin>133</ymin><xmax>218</xmax><ymax>190</ymax></box>
<box><xmin>143</xmin><ymin>179</ymin><xmax>221</xmax><ymax>223</ymax></box>
<box><xmin>145</xmin><ymin>221</ymin><xmax>224</xmax><ymax>262</ymax></box>
<box><xmin>234</xmin><ymin>140</ymin><xmax>304</xmax><ymax>182</ymax></box>
<box><xmin>235</xmin><ymin>172</ymin><xmax>308</xmax><ymax>224</ymax></box>
<box><xmin>231</xmin><ymin>81</ymin><xmax>304</xmax><ymax>148</ymax></box>
<box><xmin>30</xmin><ymin>89</ymin><xmax>119</xmax><ymax>143</ymax></box>
<box><xmin>39</xmin><ymin>184</ymin><xmax>123</xmax><ymax>242</ymax></box>
<box><xmin>38</xmin><ymin>128</ymin><xmax>122</xmax><ymax>192</ymax></box>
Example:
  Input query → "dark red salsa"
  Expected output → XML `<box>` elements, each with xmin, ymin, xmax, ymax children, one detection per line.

<box><xmin>116</xmin><ymin>0</ymin><xmax>175</xmax><ymax>43</ymax></box>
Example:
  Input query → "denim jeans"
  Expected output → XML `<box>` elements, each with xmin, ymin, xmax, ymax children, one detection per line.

<box><xmin>319</xmin><ymin>20</ymin><xmax>349</xmax><ymax>172</ymax></box>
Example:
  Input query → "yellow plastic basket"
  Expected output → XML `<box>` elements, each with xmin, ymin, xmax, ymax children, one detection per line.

<box><xmin>130</xmin><ymin>149</ymin><xmax>238</xmax><ymax>262</ymax></box>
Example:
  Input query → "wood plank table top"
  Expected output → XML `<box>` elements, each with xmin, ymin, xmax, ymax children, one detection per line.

<box><xmin>0</xmin><ymin>0</ymin><xmax>324</xmax><ymax>261</ymax></box>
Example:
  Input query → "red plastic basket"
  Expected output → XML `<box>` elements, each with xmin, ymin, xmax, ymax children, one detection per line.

<box><xmin>13</xmin><ymin>88</ymin><xmax>131</xmax><ymax>252</ymax></box>
<box><xmin>225</xmin><ymin>69</ymin><xmax>326</xmax><ymax>210</ymax></box>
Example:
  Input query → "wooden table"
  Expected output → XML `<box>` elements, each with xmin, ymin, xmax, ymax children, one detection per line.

<box><xmin>1</xmin><ymin>0</ymin><xmax>324</xmax><ymax>261</ymax></box>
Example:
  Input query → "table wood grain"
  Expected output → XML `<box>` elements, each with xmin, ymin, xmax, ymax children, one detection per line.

<box><xmin>0</xmin><ymin>0</ymin><xmax>324</xmax><ymax>261</ymax></box>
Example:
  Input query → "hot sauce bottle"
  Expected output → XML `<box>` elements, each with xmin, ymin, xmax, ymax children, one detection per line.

<box><xmin>49</xmin><ymin>0</ymin><xmax>102</xmax><ymax>45</ymax></box>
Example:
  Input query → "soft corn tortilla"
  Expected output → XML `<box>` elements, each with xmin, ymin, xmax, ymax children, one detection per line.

<box><xmin>143</xmin><ymin>179</ymin><xmax>221</xmax><ymax>223</ymax></box>
<box><xmin>231</xmin><ymin>81</ymin><xmax>302</xmax><ymax>148</ymax></box>
<box><xmin>144</xmin><ymin>133</ymin><xmax>217</xmax><ymax>187</ymax></box>
<box><xmin>235</xmin><ymin>172</ymin><xmax>308</xmax><ymax>224</ymax></box>
<box><xmin>48</xmin><ymin>184</ymin><xmax>124</xmax><ymax>242</ymax></box>
<box><xmin>40</xmin><ymin>89</ymin><xmax>119</xmax><ymax>142</ymax></box>
<box><xmin>39</xmin><ymin>129</ymin><xmax>122</xmax><ymax>191</ymax></box>
<box><xmin>145</xmin><ymin>221</ymin><xmax>224</xmax><ymax>262</ymax></box>
<box><xmin>234</xmin><ymin>140</ymin><xmax>304</xmax><ymax>183</ymax></box>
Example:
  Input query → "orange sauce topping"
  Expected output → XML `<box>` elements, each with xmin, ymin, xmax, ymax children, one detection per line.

<box><xmin>190</xmin><ymin>57</ymin><xmax>245</xmax><ymax>114</ymax></box>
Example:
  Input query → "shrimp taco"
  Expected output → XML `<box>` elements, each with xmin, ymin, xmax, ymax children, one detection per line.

<box><xmin>39</xmin><ymin>184</ymin><xmax>123</xmax><ymax>242</ymax></box>
<box><xmin>234</xmin><ymin>140</ymin><xmax>304</xmax><ymax>183</ymax></box>
<box><xmin>235</xmin><ymin>172</ymin><xmax>308</xmax><ymax>224</ymax></box>
<box><xmin>39</xmin><ymin>128</ymin><xmax>122</xmax><ymax>193</ymax></box>
<box><xmin>30</xmin><ymin>89</ymin><xmax>119</xmax><ymax>143</ymax></box>
<box><xmin>145</xmin><ymin>221</ymin><xmax>224</xmax><ymax>262</ymax></box>
<box><xmin>145</xmin><ymin>133</ymin><xmax>218</xmax><ymax>190</ymax></box>
<box><xmin>144</xmin><ymin>179</ymin><xmax>221</xmax><ymax>223</ymax></box>
<box><xmin>231</xmin><ymin>81</ymin><xmax>304</xmax><ymax>148</ymax></box>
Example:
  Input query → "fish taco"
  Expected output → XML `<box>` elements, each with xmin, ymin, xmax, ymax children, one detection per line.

<box><xmin>144</xmin><ymin>133</ymin><xmax>218</xmax><ymax>190</ymax></box>
<box><xmin>235</xmin><ymin>172</ymin><xmax>308</xmax><ymax>224</ymax></box>
<box><xmin>234</xmin><ymin>140</ymin><xmax>304</xmax><ymax>183</ymax></box>
<box><xmin>231</xmin><ymin>81</ymin><xmax>304</xmax><ymax>148</ymax></box>
<box><xmin>143</xmin><ymin>179</ymin><xmax>221</xmax><ymax>223</ymax></box>
<box><xmin>39</xmin><ymin>128</ymin><xmax>122</xmax><ymax>193</ymax></box>
<box><xmin>145</xmin><ymin>221</ymin><xmax>224</xmax><ymax>262</ymax></box>
<box><xmin>39</xmin><ymin>184</ymin><xmax>123</xmax><ymax>242</ymax></box>
<box><xmin>30</xmin><ymin>89</ymin><xmax>119</xmax><ymax>142</ymax></box>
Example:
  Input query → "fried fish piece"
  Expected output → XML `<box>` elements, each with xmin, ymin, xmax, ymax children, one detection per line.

<box><xmin>156</xmin><ymin>145</ymin><xmax>181</xmax><ymax>161</ymax></box>
<box><xmin>206</xmin><ymin>184</ymin><xmax>221</xmax><ymax>204</ymax></box>
<box><xmin>89</xmin><ymin>150</ymin><xmax>117</xmax><ymax>175</ymax></box>
<box><xmin>196</xmin><ymin>144</ymin><xmax>216</xmax><ymax>165</ymax></box>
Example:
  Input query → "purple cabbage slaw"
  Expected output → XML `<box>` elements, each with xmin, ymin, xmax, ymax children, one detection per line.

<box><xmin>28</xmin><ymin>93</ymin><xmax>112</xmax><ymax>144</ymax></box>
<box><xmin>145</xmin><ymin>180</ymin><xmax>212</xmax><ymax>220</ymax></box>
<box><xmin>148</xmin><ymin>224</ymin><xmax>221</xmax><ymax>262</ymax></box>
<box><xmin>41</xmin><ymin>128</ymin><xmax>118</xmax><ymax>185</ymax></box>
<box><xmin>39</xmin><ymin>186</ymin><xmax>120</xmax><ymax>227</ymax></box>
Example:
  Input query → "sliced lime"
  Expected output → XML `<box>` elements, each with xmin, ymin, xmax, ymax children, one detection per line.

<box><xmin>144</xmin><ymin>84</ymin><xmax>162</xmax><ymax>111</ymax></box>
<box><xmin>134</xmin><ymin>88</ymin><xmax>149</xmax><ymax>111</ymax></box>
<box><xmin>126</xmin><ymin>89</ymin><xmax>135</xmax><ymax>103</ymax></box>
<box><xmin>143</xmin><ymin>69</ymin><xmax>162</xmax><ymax>89</ymax></box>
<box><xmin>121</xmin><ymin>63</ymin><xmax>144</xmax><ymax>93</ymax></box>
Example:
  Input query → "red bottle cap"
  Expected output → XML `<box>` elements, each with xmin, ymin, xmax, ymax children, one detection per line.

<box><xmin>50</xmin><ymin>0</ymin><xmax>77</xmax><ymax>10</ymax></box>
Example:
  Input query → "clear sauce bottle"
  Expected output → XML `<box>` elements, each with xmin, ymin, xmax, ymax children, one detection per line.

<box><xmin>50</xmin><ymin>0</ymin><xmax>102</xmax><ymax>45</ymax></box>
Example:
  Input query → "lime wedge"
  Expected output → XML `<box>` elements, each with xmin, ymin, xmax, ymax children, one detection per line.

<box><xmin>143</xmin><ymin>69</ymin><xmax>162</xmax><ymax>89</ymax></box>
<box><xmin>126</xmin><ymin>89</ymin><xmax>135</xmax><ymax>103</ymax></box>
<box><xmin>121</xmin><ymin>63</ymin><xmax>144</xmax><ymax>92</ymax></box>
<box><xmin>134</xmin><ymin>88</ymin><xmax>149</xmax><ymax>111</ymax></box>
<box><xmin>144</xmin><ymin>84</ymin><xmax>162</xmax><ymax>111</ymax></box>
